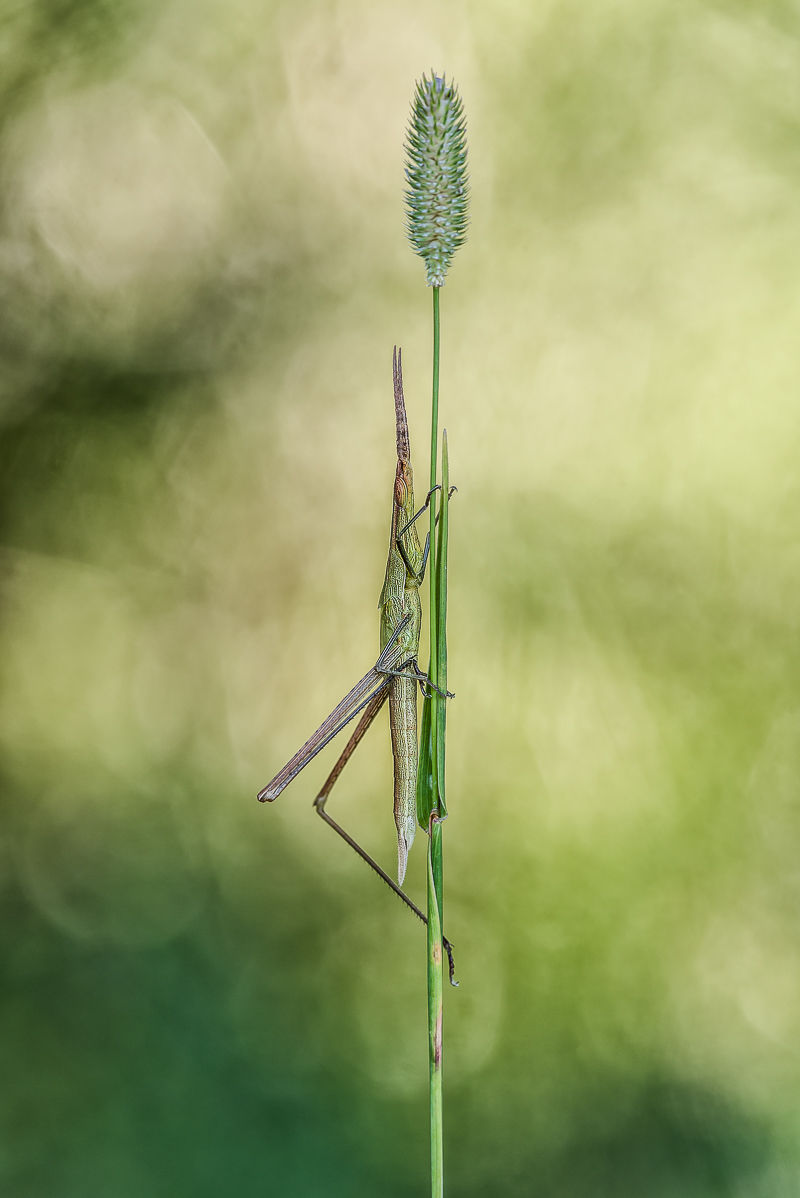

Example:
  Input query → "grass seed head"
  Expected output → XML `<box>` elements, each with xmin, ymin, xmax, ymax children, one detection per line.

<box><xmin>404</xmin><ymin>72</ymin><xmax>469</xmax><ymax>287</ymax></box>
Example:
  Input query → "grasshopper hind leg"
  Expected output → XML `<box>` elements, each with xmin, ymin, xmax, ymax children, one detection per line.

<box><xmin>311</xmin><ymin>686</ymin><xmax>458</xmax><ymax>985</ymax></box>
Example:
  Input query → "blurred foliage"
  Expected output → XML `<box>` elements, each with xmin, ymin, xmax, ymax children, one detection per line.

<box><xmin>3</xmin><ymin>0</ymin><xmax>800</xmax><ymax>1193</ymax></box>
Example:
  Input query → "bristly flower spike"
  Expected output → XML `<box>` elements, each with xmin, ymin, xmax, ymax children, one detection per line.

<box><xmin>404</xmin><ymin>72</ymin><xmax>469</xmax><ymax>287</ymax></box>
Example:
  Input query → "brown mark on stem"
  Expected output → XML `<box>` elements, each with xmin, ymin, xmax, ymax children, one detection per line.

<box><xmin>433</xmin><ymin>1008</ymin><xmax>443</xmax><ymax>1070</ymax></box>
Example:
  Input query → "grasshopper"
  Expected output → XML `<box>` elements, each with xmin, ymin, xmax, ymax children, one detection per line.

<box><xmin>257</xmin><ymin>348</ymin><xmax>455</xmax><ymax>979</ymax></box>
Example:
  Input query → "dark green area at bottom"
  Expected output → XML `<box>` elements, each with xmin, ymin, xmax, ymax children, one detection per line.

<box><xmin>0</xmin><ymin>866</ymin><xmax>772</xmax><ymax>1198</ymax></box>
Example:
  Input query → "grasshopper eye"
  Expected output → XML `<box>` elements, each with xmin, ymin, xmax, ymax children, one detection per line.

<box><xmin>395</xmin><ymin>476</ymin><xmax>407</xmax><ymax>506</ymax></box>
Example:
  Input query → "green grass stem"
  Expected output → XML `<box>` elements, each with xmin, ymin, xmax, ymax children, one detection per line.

<box><xmin>426</xmin><ymin>288</ymin><xmax>447</xmax><ymax>1198</ymax></box>
<box><xmin>406</xmin><ymin>72</ymin><xmax>467</xmax><ymax>1195</ymax></box>
<box><xmin>427</xmin><ymin>815</ymin><xmax>444</xmax><ymax>1198</ymax></box>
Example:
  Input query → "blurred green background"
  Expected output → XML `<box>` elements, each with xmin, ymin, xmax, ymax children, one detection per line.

<box><xmin>4</xmin><ymin>0</ymin><xmax>800</xmax><ymax>1193</ymax></box>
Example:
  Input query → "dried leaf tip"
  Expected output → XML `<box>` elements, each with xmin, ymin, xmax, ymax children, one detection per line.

<box><xmin>404</xmin><ymin>72</ymin><xmax>469</xmax><ymax>288</ymax></box>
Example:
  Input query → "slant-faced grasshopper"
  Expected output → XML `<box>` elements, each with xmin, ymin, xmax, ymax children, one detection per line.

<box><xmin>258</xmin><ymin>348</ymin><xmax>455</xmax><ymax>980</ymax></box>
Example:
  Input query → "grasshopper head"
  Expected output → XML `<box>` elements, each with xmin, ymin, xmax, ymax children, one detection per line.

<box><xmin>394</xmin><ymin>458</ymin><xmax>415</xmax><ymax>513</ymax></box>
<box><xmin>393</xmin><ymin>346</ymin><xmax>411</xmax><ymax>465</ymax></box>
